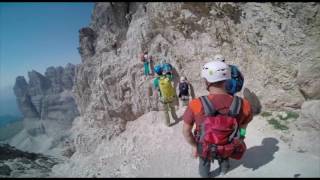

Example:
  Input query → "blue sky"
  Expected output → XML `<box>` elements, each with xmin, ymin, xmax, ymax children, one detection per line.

<box><xmin>0</xmin><ymin>2</ymin><xmax>94</xmax><ymax>116</ymax></box>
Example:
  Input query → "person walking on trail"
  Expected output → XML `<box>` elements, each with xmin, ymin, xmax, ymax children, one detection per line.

<box><xmin>182</xmin><ymin>60</ymin><xmax>253</xmax><ymax>177</ymax></box>
<box><xmin>140</xmin><ymin>51</ymin><xmax>152</xmax><ymax>77</ymax></box>
<box><xmin>178</xmin><ymin>76</ymin><xmax>190</xmax><ymax>107</ymax></box>
<box><xmin>213</xmin><ymin>54</ymin><xmax>244</xmax><ymax>96</ymax></box>
<box><xmin>153</xmin><ymin>64</ymin><xmax>178</xmax><ymax>127</ymax></box>
<box><xmin>214</xmin><ymin>55</ymin><xmax>261</xmax><ymax>115</ymax></box>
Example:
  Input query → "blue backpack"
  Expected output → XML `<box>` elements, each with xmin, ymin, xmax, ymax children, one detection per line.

<box><xmin>225</xmin><ymin>65</ymin><xmax>244</xmax><ymax>95</ymax></box>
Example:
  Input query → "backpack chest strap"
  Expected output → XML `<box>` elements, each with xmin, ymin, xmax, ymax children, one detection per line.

<box><xmin>200</xmin><ymin>95</ymin><xmax>242</xmax><ymax>116</ymax></box>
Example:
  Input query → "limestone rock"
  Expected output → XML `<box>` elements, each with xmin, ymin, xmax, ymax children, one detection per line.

<box><xmin>298</xmin><ymin>100</ymin><xmax>320</xmax><ymax>130</ymax></box>
<box><xmin>297</xmin><ymin>60</ymin><xmax>320</xmax><ymax>100</ymax></box>
<box><xmin>69</xmin><ymin>3</ymin><xmax>320</xmax><ymax>150</ymax></box>
<box><xmin>13</xmin><ymin>77</ymin><xmax>39</xmax><ymax>119</ymax></box>
<box><xmin>45</xmin><ymin>66</ymin><xmax>63</xmax><ymax>94</ymax></box>
<box><xmin>12</xmin><ymin>64</ymin><xmax>79</xmax><ymax>154</ymax></box>
<box><xmin>62</xmin><ymin>63</ymin><xmax>76</xmax><ymax>90</ymax></box>
<box><xmin>13</xmin><ymin>64</ymin><xmax>79</xmax><ymax>122</ymax></box>
<box><xmin>27</xmin><ymin>70</ymin><xmax>51</xmax><ymax>96</ymax></box>
<box><xmin>13</xmin><ymin>76</ymin><xmax>28</xmax><ymax>97</ymax></box>
<box><xmin>46</xmin><ymin>2</ymin><xmax>320</xmax><ymax>177</ymax></box>
<box><xmin>0</xmin><ymin>143</ymin><xmax>58</xmax><ymax>177</ymax></box>
<box><xmin>79</xmin><ymin>27</ymin><xmax>97</xmax><ymax>60</ymax></box>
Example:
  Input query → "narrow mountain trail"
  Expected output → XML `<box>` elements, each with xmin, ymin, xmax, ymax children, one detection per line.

<box><xmin>125</xmin><ymin>107</ymin><xmax>320</xmax><ymax>178</ymax></box>
<box><xmin>52</xmin><ymin>105</ymin><xmax>320</xmax><ymax>177</ymax></box>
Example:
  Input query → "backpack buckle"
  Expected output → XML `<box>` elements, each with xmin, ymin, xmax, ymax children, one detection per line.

<box><xmin>209</xmin><ymin>144</ymin><xmax>218</xmax><ymax>160</ymax></box>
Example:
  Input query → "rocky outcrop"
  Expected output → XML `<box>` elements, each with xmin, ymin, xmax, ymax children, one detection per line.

<box><xmin>69</xmin><ymin>2</ymin><xmax>320</xmax><ymax>153</ymax></box>
<box><xmin>13</xmin><ymin>63</ymin><xmax>79</xmax><ymax>122</ymax></box>
<box><xmin>13</xmin><ymin>77</ymin><xmax>39</xmax><ymax>118</ymax></box>
<box><xmin>298</xmin><ymin>100</ymin><xmax>320</xmax><ymax>130</ymax></box>
<box><xmin>277</xmin><ymin>100</ymin><xmax>320</xmax><ymax>158</ymax></box>
<box><xmin>27</xmin><ymin>71</ymin><xmax>51</xmax><ymax>96</ymax></box>
<box><xmin>11</xmin><ymin>64</ymin><xmax>79</xmax><ymax>154</ymax></box>
<box><xmin>297</xmin><ymin>60</ymin><xmax>320</xmax><ymax>100</ymax></box>
<box><xmin>46</xmin><ymin>2</ymin><xmax>320</xmax><ymax>177</ymax></box>
<box><xmin>79</xmin><ymin>27</ymin><xmax>97</xmax><ymax>60</ymax></box>
<box><xmin>73</xmin><ymin>3</ymin><xmax>154</xmax><ymax>144</ymax></box>
<box><xmin>0</xmin><ymin>143</ymin><xmax>58</xmax><ymax>177</ymax></box>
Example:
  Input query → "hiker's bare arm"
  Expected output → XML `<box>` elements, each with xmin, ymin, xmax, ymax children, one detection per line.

<box><xmin>183</xmin><ymin>122</ymin><xmax>197</xmax><ymax>148</ymax></box>
<box><xmin>240</xmin><ymin>109</ymin><xmax>253</xmax><ymax>129</ymax></box>
<box><xmin>239</xmin><ymin>99</ymin><xmax>253</xmax><ymax>129</ymax></box>
<box><xmin>240</xmin><ymin>123</ymin><xmax>248</xmax><ymax>129</ymax></box>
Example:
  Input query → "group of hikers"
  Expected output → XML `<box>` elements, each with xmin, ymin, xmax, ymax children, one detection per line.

<box><xmin>141</xmin><ymin>51</ymin><xmax>191</xmax><ymax>126</ymax></box>
<box><xmin>140</xmin><ymin>51</ymin><xmax>252</xmax><ymax>177</ymax></box>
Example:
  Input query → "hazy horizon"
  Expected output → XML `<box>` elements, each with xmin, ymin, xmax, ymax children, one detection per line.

<box><xmin>0</xmin><ymin>2</ymin><xmax>94</xmax><ymax>117</ymax></box>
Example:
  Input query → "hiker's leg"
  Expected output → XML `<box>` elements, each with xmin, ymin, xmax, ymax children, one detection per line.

<box><xmin>182</xmin><ymin>96</ymin><xmax>189</xmax><ymax>106</ymax></box>
<box><xmin>218</xmin><ymin>157</ymin><xmax>230</xmax><ymax>175</ymax></box>
<box><xmin>144</xmin><ymin>62</ymin><xmax>148</xmax><ymax>76</ymax></box>
<box><xmin>169</xmin><ymin>102</ymin><xmax>178</xmax><ymax>122</ymax></box>
<box><xmin>163</xmin><ymin>103</ymin><xmax>170</xmax><ymax>126</ymax></box>
<box><xmin>146</xmin><ymin>62</ymin><xmax>150</xmax><ymax>76</ymax></box>
<box><xmin>172</xmin><ymin>94</ymin><xmax>179</xmax><ymax>110</ymax></box>
<box><xmin>148</xmin><ymin>61</ymin><xmax>152</xmax><ymax>75</ymax></box>
<box><xmin>179</xmin><ymin>97</ymin><xmax>183</xmax><ymax>109</ymax></box>
<box><xmin>183</xmin><ymin>99</ymin><xmax>188</xmax><ymax>106</ymax></box>
<box><xmin>199</xmin><ymin>157</ymin><xmax>211</xmax><ymax>178</ymax></box>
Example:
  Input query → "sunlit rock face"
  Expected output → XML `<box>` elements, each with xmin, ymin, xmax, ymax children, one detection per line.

<box><xmin>12</xmin><ymin>64</ymin><xmax>79</xmax><ymax>154</ymax></box>
<box><xmin>73</xmin><ymin>2</ymin><xmax>320</xmax><ymax>146</ymax></box>
<box><xmin>48</xmin><ymin>2</ymin><xmax>320</xmax><ymax>177</ymax></box>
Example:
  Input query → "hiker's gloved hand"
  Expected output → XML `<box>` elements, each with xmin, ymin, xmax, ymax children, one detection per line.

<box><xmin>240</xmin><ymin>128</ymin><xmax>246</xmax><ymax>139</ymax></box>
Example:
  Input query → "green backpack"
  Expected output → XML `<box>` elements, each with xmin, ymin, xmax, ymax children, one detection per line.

<box><xmin>159</xmin><ymin>75</ymin><xmax>176</xmax><ymax>103</ymax></box>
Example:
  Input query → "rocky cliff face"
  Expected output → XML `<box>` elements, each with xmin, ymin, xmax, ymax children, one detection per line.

<box><xmin>68</xmin><ymin>2</ymin><xmax>320</xmax><ymax>155</ymax></box>
<box><xmin>0</xmin><ymin>143</ymin><xmax>59</xmax><ymax>177</ymax></box>
<box><xmin>11</xmin><ymin>64</ymin><xmax>79</xmax><ymax>154</ymax></box>
<box><xmin>14</xmin><ymin>63</ymin><xmax>79</xmax><ymax>124</ymax></box>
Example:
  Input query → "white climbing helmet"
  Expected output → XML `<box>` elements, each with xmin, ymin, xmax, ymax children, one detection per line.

<box><xmin>213</xmin><ymin>54</ymin><xmax>225</xmax><ymax>62</ymax></box>
<box><xmin>180</xmin><ymin>76</ymin><xmax>186</xmax><ymax>82</ymax></box>
<box><xmin>201</xmin><ymin>61</ymin><xmax>231</xmax><ymax>83</ymax></box>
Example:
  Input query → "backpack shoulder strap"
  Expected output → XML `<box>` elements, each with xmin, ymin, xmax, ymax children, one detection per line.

<box><xmin>227</xmin><ymin>96</ymin><xmax>242</xmax><ymax>142</ymax></box>
<box><xmin>199</xmin><ymin>96</ymin><xmax>216</xmax><ymax>116</ymax></box>
<box><xmin>229</xmin><ymin>96</ymin><xmax>242</xmax><ymax>117</ymax></box>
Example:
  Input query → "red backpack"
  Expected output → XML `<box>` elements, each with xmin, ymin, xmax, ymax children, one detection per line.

<box><xmin>197</xmin><ymin>96</ymin><xmax>246</xmax><ymax>160</ymax></box>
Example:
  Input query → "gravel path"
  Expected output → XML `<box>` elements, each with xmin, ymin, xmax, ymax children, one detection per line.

<box><xmin>51</xmin><ymin>106</ymin><xmax>320</xmax><ymax>178</ymax></box>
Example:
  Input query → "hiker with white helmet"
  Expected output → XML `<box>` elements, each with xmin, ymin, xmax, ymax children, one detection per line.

<box><xmin>178</xmin><ymin>76</ymin><xmax>190</xmax><ymax>107</ymax></box>
<box><xmin>182</xmin><ymin>60</ymin><xmax>253</xmax><ymax>177</ymax></box>
<box><xmin>213</xmin><ymin>54</ymin><xmax>244</xmax><ymax>95</ymax></box>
